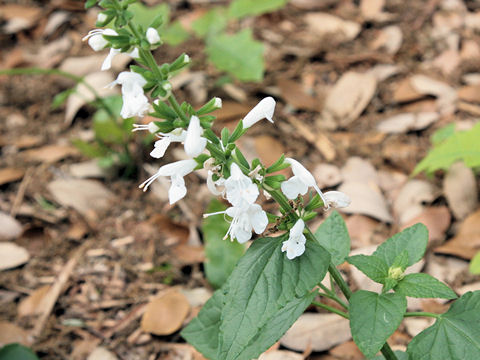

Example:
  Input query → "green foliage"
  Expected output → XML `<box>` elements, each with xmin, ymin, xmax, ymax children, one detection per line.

<box><xmin>182</xmin><ymin>236</ymin><xmax>330</xmax><ymax>360</ymax></box>
<box><xmin>431</xmin><ymin>123</ymin><xmax>455</xmax><ymax>145</ymax></box>
<box><xmin>413</xmin><ymin>123</ymin><xmax>480</xmax><ymax>175</ymax></box>
<box><xmin>373</xmin><ymin>351</ymin><xmax>409</xmax><ymax>360</ymax></box>
<box><xmin>128</xmin><ymin>2</ymin><xmax>169</xmax><ymax>29</ymax></box>
<box><xmin>163</xmin><ymin>21</ymin><xmax>190</xmax><ymax>46</ymax></box>
<box><xmin>206</xmin><ymin>30</ymin><xmax>264</xmax><ymax>82</ymax></box>
<box><xmin>314</xmin><ymin>211</ymin><xmax>350</xmax><ymax>266</ymax></box>
<box><xmin>347</xmin><ymin>254</ymin><xmax>389</xmax><ymax>284</ymax></box>
<box><xmin>202</xmin><ymin>199</ymin><xmax>245</xmax><ymax>289</ymax></box>
<box><xmin>0</xmin><ymin>344</ymin><xmax>39</xmax><ymax>360</ymax></box>
<box><xmin>192</xmin><ymin>8</ymin><xmax>229</xmax><ymax>37</ymax></box>
<box><xmin>228</xmin><ymin>0</ymin><xmax>289</xmax><ymax>18</ymax></box>
<box><xmin>470</xmin><ymin>252</ymin><xmax>480</xmax><ymax>274</ymax></box>
<box><xmin>407</xmin><ymin>291</ymin><xmax>480</xmax><ymax>359</ymax></box>
<box><xmin>349</xmin><ymin>291</ymin><xmax>407</xmax><ymax>359</ymax></box>
<box><xmin>394</xmin><ymin>273</ymin><xmax>457</xmax><ymax>299</ymax></box>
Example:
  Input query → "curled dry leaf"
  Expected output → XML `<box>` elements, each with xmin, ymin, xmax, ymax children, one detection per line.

<box><xmin>277</xmin><ymin>78</ymin><xmax>320</xmax><ymax>112</ymax></box>
<box><xmin>393</xmin><ymin>180</ymin><xmax>436</xmax><ymax>225</ymax></box>
<box><xmin>330</xmin><ymin>340</ymin><xmax>364</xmax><ymax>359</ymax></box>
<box><xmin>458</xmin><ymin>84</ymin><xmax>480</xmax><ymax>103</ymax></box>
<box><xmin>321</xmin><ymin>72</ymin><xmax>377</xmax><ymax>128</ymax></box>
<box><xmin>443</xmin><ymin>162</ymin><xmax>478</xmax><ymax>220</ymax></box>
<box><xmin>426</xmin><ymin>255</ymin><xmax>467</xmax><ymax>283</ymax></box>
<box><xmin>341</xmin><ymin>157</ymin><xmax>378</xmax><ymax>185</ymax></box>
<box><xmin>0</xmin><ymin>321</ymin><xmax>32</xmax><ymax>346</ymax></box>
<box><xmin>305</xmin><ymin>13</ymin><xmax>360</xmax><ymax>43</ymax></box>
<box><xmin>0</xmin><ymin>242</ymin><xmax>29</xmax><ymax>271</ymax></box>
<box><xmin>21</xmin><ymin>144</ymin><xmax>78</xmax><ymax>163</ymax></box>
<box><xmin>377</xmin><ymin>112</ymin><xmax>439</xmax><ymax>134</ymax></box>
<box><xmin>371</xmin><ymin>25</ymin><xmax>403</xmax><ymax>55</ymax></box>
<box><xmin>60</xmin><ymin>54</ymin><xmax>133</xmax><ymax>77</ymax></box>
<box><xmin>254</xmin><ymin>135</ymin><xmax>286</xmax><ymax>168</ymax></box>
<box><xmin>87</xmin><ymin>347</ymin><xmax>118</xmax><ymax>360</ymax></box>
<box><xmin>0</xmin><ymin>4</ymin><xmax>42</xmax><ymax>33</ymax></box>
<box><xmin>0</xmin><ymin>212</ymin><xmax>22</xmax><ymax>241</ymax></box>
<box><xmin>313</xmin><ymin>163</ymin><xmax>342</xmax><ymax>188</ymax></box>
<box><xmin>140</xmin><ymin>289</ymin><xmax>190</xmax><ymax>335</ymax></box>
<box><xmin>345</xmin><ymin>215</ymin><xmax>379</xmax><ymax>249</ymax></box>
<box><xmin>18</xmin><ymin>285</ymin><xmax>51</xmax><ymax>317</ymax></box>
<box><xmin>0</xmin><ymin>168</ymin><xmax>24</xmax><ymax>186</ymax></box>
<box><xmin>280</xmin><ymin>313</ymin><xmax>351</xmax><ymax>352</ymax></box>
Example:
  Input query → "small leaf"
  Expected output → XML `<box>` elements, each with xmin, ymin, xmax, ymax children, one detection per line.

<box><xmin>407</xmin><ymin>291</ymin><xmax>480</xmax><ymax>359</ymax></box>
<box><xmin>314</xmin><ymin>211</ymin><xmax>351</xmax><ymax>266</ymax></box>
<box><xmin>470</xmin><ymin>252</ymin><xmax>480</xmax><ymax>275</ymax></box>
<box><xmin>372</xmin><ymin>351</ymin><xmax>409</xmax><ymax>360</ymax></box>
<box><xmin>347</xmin><ymin>254</ymin><xmax>388</xmax><ymax>284</ymax></box>
<box><xmin>391</xmin><ymin>250</ymin><xmax>409</xmax><ymax>272</ymax></box>
<box><xmin>203</xmin><ymin>199</ymin><xmax>245</xmax><ymax>289</ymax></box>
<box><xmin>349</xmin><ymin>290</ymin><xmax>407</xmax><ymax>358</ymax></box>
<box><xmin>0</xmin><ymin>344</ymin><xmax>39</xmax><ymax>360</ymax></box>
<box><xmin>373</xmin><ymin>223</ymin><xmax>428</xmax><ymax>267</ymax></box>
<box><xmin>163</xmin><ymin>21</ymin><xmax>190</xmax><ymax>46</ymax></box>
<box><xmin>206</xmin><ymin>29</ymin><xmax>264</xmax><ymax>82</ymax></box>
<box><xmin>129</xmin><ymin>3</ymin><xmax>169</xmax><ymax>29</ymax></box>
<box><xmin>395</xmin><ymin>273</ymin><xmax>457</xmax><ymax>299</ymax></box>
<box><xmin>228</xmin><ymin>0</ymin><xmax>289</xmax><ymax>18</ymax></box>
<box><xmin>192</xmin><ymin>8</ymin><xmax>229</xmax><ymax>38</ymax></box>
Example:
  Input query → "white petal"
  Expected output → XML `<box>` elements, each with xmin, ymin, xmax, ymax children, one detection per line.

<box><xmin>281</xmin><ymin>176</ymin><xmax>308</xmax><ymax>199</ymax></box>
<box><xmin>150</xmin><ymin>138</ymin><xmax>170</xmax><ymax>158</ymax></box>
<box><xmin>168</xmin><ymin>175</ymin><xmax>187</xmax><ymax>204</ymax></box>
<box><xmin>146</xmin><ymin>27</ymin><xmax>161</xmax><ymax>44</ymax></box>
<box><xmin>184</xmin><ymin>116</ymin><xmax>207</xmax><ymax>157</ymax></box>
<box><xmin>101</xmin><ymin>48</ymin><xmax>120</xmax><ymax>71</ymax></box>
<box><xmin>285</xmin><ymin>158</ymin><xmax>316</xmax><ymax>187</ymax></box>
<box><xmin>206</xmin><ymin>171</ymin><xmax>224</xmax><ymax>196</ymax></box>
<box><xmin>290</xmin><ymin>219</ymin><xmax>305</xmax><ymax>238</ymax></box>
<box><xmin>249</xmin><ymin>205</ymin><xmax>268</xmax><ymax>234</ymax></box>
<box><xmin>324</xmin><ymin>191</ymin><xmax>351</xmax><ymax>208</ymax></box>
<box><xmin>157</xmin><ymin>159</ymin><xmax>197</xmax><ymax>177</ymax></box>
<box><xmin>242</xmin><ymin>97</ymin><xmax>276</xmax><ymax>128</ymax></box>
<box><xmin>232</xmin><ymin>225</ymin><xmax>252</xmax><ymax>244</ymax></box>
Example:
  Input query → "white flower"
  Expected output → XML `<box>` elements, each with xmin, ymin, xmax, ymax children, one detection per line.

<box><xmin>146</xmin><ymin>27</ymin><xmax>161</xmax><ymax>45</ymax></box>
<box><xmin>243</xmin><ymin>97</ymin><xmax>276</xmax><ymax>129</ymax></box>
<box><xmin>184</xmin><ymin>116</ymin><xmax>207</xmax><ymax>158</ymax></box>
<box><xmin>324</xmin><ymin>191</ymin><xmax>351</xmax><ymax>208</ymax></box>
<box><xmin>204</xmin><ymin>203</ymin><xmax>268</xmax><ymax>243</ymax></box>
<box><xmin>206</xmin><ymin>170</ymin><xmax>225</xmax><ymax>196</ymax></box>
<box><xmin>101</xmin><ymin>47</ymin><xmax>138</xmax><ymax>71</ymax></box>
<box><xmin>110</xmin><ymin>71</ymin><xmax>150</xmax><ymax>119</ymax></box>
<box><xmin>150</xmin><ymin>128</ymin><xmax>187</xmax><ymax>159</ymax></box>
<box><xmin>96</xmin><ymin>13</ymin><xmax>107</xmax><ymax>24</ymax></box>
<box><xmin>214</xmin><ymin>97</ymin><xmax>222</xmax><ymax>109</ymax></box>
<box><xmin>224</xmin><ymin>163</ymin><xmax>259</xmax><ymax>207</ymax></box>
<box><xmin>132</xmin><ymin>121</ymin><xmax>160</xmax><ymax>133</ymax></box>
<box><xmin>281</xmin><ymin>158</ymin><xmax>328</xmax><ymax>206</ymax></box>
<box><xmin>282</xmin><ymin>219</ymin><xmax>306</xmax><ymax>260</ymax></box>
<box><xmin>139</xmin><ymin>159</ymin><xmax>197</xmax><ymax>204</ymax></box>
<box><xmin>83</xmin><ymin>28</ymin><xmax>117</xmax><ymax>51</ymax></box>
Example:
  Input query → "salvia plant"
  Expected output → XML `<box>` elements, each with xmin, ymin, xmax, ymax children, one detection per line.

<box><xmin>83</xmin><ymin>1</ymin><xmax>480</xmax><ymax>359</ymax></box>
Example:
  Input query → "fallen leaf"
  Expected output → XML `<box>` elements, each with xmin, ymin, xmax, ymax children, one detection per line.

<box><xmin>18</xmin><ymin>285</ymin><xmax>51</xmax><ymax>317</ymax></box>
<box><xmin>69</xmin><ymin>160</ymin><xmax>108</xmax><ymax>179</ymax></box>
<box><xmin>60</xmin><ymin>54</ymin><xmax>132</xmax><ymax>77</ymax></box>
<box><xmin>435</xmin><ymin>209</ymin><xmax>480</xmax><ymax>259</ymax></box>
<box><xmin>410</xmin><ymin>75</ymin><xmax>457</xmax><ymax>115</ymax></box>
<box><xmin>305</xmin><ymin>13</ymin><xmax>360</xmax><ymax>43</ymax></box>
<box><xmin>254</xmin><ymin>135</ymin><xmax>285</xmax><ymax>168</ymax></box>
<box><xmin>458</xmin><ymin>84</ymin><xmax>480</xmax><ymax>103</ymax></box>
<box><xmin>433</xmin><ymin>49</ymin><xmax>460</xmax><ymax>76</ymax></box>
<box><xmin>330</xmin><ymin>340</ymin><xmax>364</xmax><ymax>359</ymax></box>
<box><xmin>277</xmin><ymin>78</ymin><xmax>320</xmax><ymax>111</ymax></box>
<box><xmin>321</xmin><ymin>72</ymin><xmax>377</xmax><ymax>128</ymax></box>
<box><xmin>43</xmin><ymin>11</ymin><xmax>70</xmax><ymax>37</ymax></box>
<box><xmin>0</xmin><ymin>212</ymin><xmax>22</xmax><ymax>241</ymax></box>
<box><xmin>392</xmin><ymin>78</ymin><xmax>424</xmax><ymax>103</ymax></box>
<box><xmin>0</xmin><ymin>4</ymin><xmax>41</xmax><ymax>33</ymax></box>
<box><xmin>87</xmin><ymin>347</ymin><xmax>117</xmax><ymax>360</ymax></box>
<box><xmin>258</xmin><ymin>350</ymin><xmax>304</xmax><ymax>360</ymax></box>
<box><xmin>341</xmin><ymin>157</ymin><xmax>378</xmax><ymax>185</ymax></box>
<box><xmin>280</xmin><ymin>313</ymin><xmax>350</xmax><ymax>351</ymax></box>
<box><xmin>0</xmin><ymin>242</ymin><xmax>29</xmax><ymax>271</ymax></box>
<box><xmin>180</xmin><ymin>287</ymin><xmax>212</xmax><ymax>308</ymax></box>
<box><xmin>312</xmin><ymin>163</ymin><xmax>342</xmax><ymax>188</ymax></box>
<box><xmin>338</xmin><ymin>182</ymin><xmax>393</xmax><ymax>223</ymax></box>
<box><xmin>462</xmin><ymin>73</ymin><xmax>480</xmax><ymax>85</ymax></box>
<box><xmin>141</xmin><ymin>289</ymin><xmax>190</xmax><ymax>335</ymax></box>
<box><xmin>11</xmin><ymin>134</ymin><xmax>43</xmax><ymax>149</ymax></box>
<box><xmin>172</xmin><ymin>244</ymin><xmax>204</xmax><ymax>265</ymax></box>
<box><xmin>377</xmin><ymin>112</ymin><xmax>439</xmax><ymax>134</ymax></box>
<box><xmin>360</xmin><ymin>0</ymin><xmax>385</xmax><ymax>19</ymax></box>
<box><xmin>0</xmin><ymin>321</ymin><xmax>32</xmax><ymax>346</ymax></box>
<box><xmin>371</xmin><ymin>26</ymin><xmax>403</xmax><ymax>54</ymax></box>
<box><xmin>443</xmin><ymin>162</ymin><xmax>478</xmax><ymax>220</ymax></box>
<box><xmin>425</xmin><ymin>255</ymin><xmax>467</xmax><ymax>283</ymax></box>
<box><xmin>461</xmin><ymin>40</ymin><xmax>480</xmax><ymax>60</ymax></box>
<box><xmin>21</xmin><ymin>145</ymin><xmax>78</xmax><ymax>163</ymax></box>
<box><xmin>402</xmin><ymin>207</ymin><xmax>451</xmax><ymax>244</ymax></box>
<box><xmin>367</xmin><ymin>64</ymin><xmax>402</xmax><ymax>82</ymax></box>
<box><xmin>345</xmin><ymin>215</ymin><xmax>379</xmax><ymax>248</ymax></box>
<box><xmin>456</xmin><ymin>282</ymin><xmax>480</xmax><ymax>296</ymax></box>
<box><xmin>47</xmin><ymin>179</ymin><xmax>115</xmax><ymax>216</ymax></box>
<box><xmin>393</xmin><ymin>180</ymin><xmax>436</xmax><ymax>225</ymax></box>
<box><xmin>404</xmin><ymin>318</ymin><xmax>435</xmax><ymax>337</ymax></box>
<box><xmin>212</xmin><ymin>101</ymin><xmax>251</xmax><ymax>122</ymax></box>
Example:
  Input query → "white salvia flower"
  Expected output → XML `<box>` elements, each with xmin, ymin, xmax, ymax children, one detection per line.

<box><xmin>139</xmin><ymin>159</ymin><xmax>197</xmax><ymax>204</ymax></box>
<box><xmin>110</xmin><ymin>71</ymin><xmax>150</xmax><ymax>119</ymax></box>
<box><xmin>132</xmin><ymin>121</ymin><xmax>160</xmax><ymax>133</ymax></box>
<box><xmin>242</xmin><ymin>97</ymin><xmax>276</xmax><ymax>129</ymax></box>
<box><xmin>324</xmin><ymin>191</ymin><xmax>351</xmax><ymax>208</ymax></box>
<box><xmin>184</xmin><ymin>116</ymin><xmax>207</xmax><ymax>158</ymax></box>
<box><xmin>183</xmin><ymin>54</ymin><xmax>190</xmax><ymax>64</ymax></box>
<box><xmin>281</xmin><ymin>158</ymin><xmax>328</xmax><ymax>206</ymax></box>
<box><xmin>224</xmin><ymin>163</ymin><xmax>259</xmax><ymax>207</ymax></box>
<box><xmin>206</xmin><ymin>170</ymin><xmax>225</xmax><ymax>196</ymax></box>
<box><xmin>150</xmin><ymin>128</ymin><xmax>187</xmax><ymax>159</ymax></box>
<box><xmin>204</xmin><ymin>203</ymin><xmax>268</xmax><ymax>244</ymax></box>
<box><xmin>146</xmin><ymin>27</ymin><xmax>161</xmax><ymax>45</ymax></box>
<box><xmin>214</xmin><ymin>97</ymin><xmax>222</xmax><ymax>109</ymax></box>
<box><xmin>83</xmin><ymin>28</ymin><xmax>118</xmax><ymax>52</ymax></box>
<box><xmin>282</xmin><ymin>219</ymin><xmax>306</xmax><ymax>260</ymax></box>
<box><xmin>96</xmin><ymin>13</ymin><xmax>107</xmax><ymax>24</ymax></box>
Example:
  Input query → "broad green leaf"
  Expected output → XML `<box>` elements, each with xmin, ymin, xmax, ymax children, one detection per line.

<box><xmin>347</xmin><ymin>254</ymin><xmax>388</xmax><ymax>284</ymax></box>
<box><xmin>314</xmin><ymin>211</ymin><xmax>351</xmax><ymax>266</ymax></box>
<box><xmin>395</xmin><ymin>273</ymin><xmax>457</xmax><ymax>299</ymax></box>
<box><xmin>391</xmin><ymin>250</ymin><xmax>409</xmax><ymax>272</ymax></box>
<box><xmin>413</xmin><ymin>122</ymin><xmax>480</xmax><ymax>175</ymax></box>
<box><xmin>431</xmin><ymin>123</ymin><xmax>455</xmax><ymax>145</ymax></box>
<box><xmin>163</xmin><ymin>21</ymin><xmax>190</xmax><ymax>46</ymax></box>
<box><xmin>373</xmin><ymin>223</ymin><xmax>428</xmax><ymax>268</ymax></box>
<box><xmin>192</xmin><ymin>8</ymin><xmax>229</xmax><ymax>38</ymax></box>
<box><xmin>129</xmin><ymin>3</ymin><xmax>169</xmax><ymax>29</ymax></box>
<box><xmin>218</xmin><ymin>236</ymin><xmax>330</xmax><ymax>360</ymax></box>
<box><xmin>0</xmin><ymin>344</ymin><xmax>39</xmax><ymax>360</ymax></box>
<box><xmin>206</xmin><ymin>29</ymin><xmax>264</xmax><ymax>82</ymax></box>
<box><xmin>181</xmin><ymin>289</ymin><xmax>224</xmax><ymax>359</ymax></box>
<box><xmin>407</xmin><ymin>291</ymin><xmax>480</xmax><ymax>359</ymax></box>
<box><xmin>350</xmin><ymin>290</ymin><xmax>407</xmax><ymax>359</ymax></box>
<box><xmin>373</xmin><ymin>351</ymin><xmax>408</xmax><ymax>360</ymax></box>
<box><xmin>469</xmin><ymin>252</ymin><xmax>480</xmax><ymax>275</ymax></box>
<box><xmin>202</xmin><ymin>199</ymin><xmax>245</xmax><ymax>289</ymax></box>
<box><xmin>228</xmin><ymin>0</ymin><xmax>289</xmax><ymax>18</ymax></box>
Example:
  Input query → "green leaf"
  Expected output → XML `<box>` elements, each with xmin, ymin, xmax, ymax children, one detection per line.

<box><xmin>181</xmin><ymin>289</ymin><xmax>224</xmax><ymax>359</ymax></box>
<box><xmin>395</xmin><ymin>273</ymin><xmax>457</xmax><ymax>299</ymax></box>
<box><xmin>470</xmin><ymin>252</ymin><xmax>480</xmax><ymax>275</ymax></box>
<box><xmin>163</xmin><ymin>21</ymin><xmax>190</xmax><ymax>46</ymax></box>
<box><xmin>431</xmin><ymin>123</ymin><xmax>455</xmax><ymax>145</ymax></box>
<box><xmin>373</xmin><ymin>223</ymin><xmax>428</xmax><ymax>268</ymax></box>
<box><xmin>228</xmin><ymin>0</ymin><xmax>289</xmax><ymax>18</ymax></box>
<box><xmin>192</xmin><ymin>8</ymin><xmax>229</xmax><ymax>38</ymax></box>
<box><xmin>206</xmin><ymin>29</ymin><xmax>264</xmax><ymax>82</ymax></box>
<box><xmin>407</xmin><ymin>291</ymin><xmax>480</xmax><ymax>359</ymax></box>
<box><xmin>350</xmin><ymin>290</ymin><xmax>407</xmax><ymax>359</ymax></box>
<box><xmin>203</xmin><ymin>199</ymin><xmax>245</xmax><ymax>289</ymax></box>
<box><xmin>0</xmin><ymin>344</ymin><xmax>39</xmax><ymax>360</ymax></box>
<box><xmin>372</xmin><ymin>351</ymin><xmax>408</xmax><ymax>360</ymax></box>
<box><xmin>71</xmin><ymin>139</ymin><xmax>107</xmax><ymax>158</ymax></box>
<box><xmin>413</xmin><ymin>122</ymin><xmax>480</xmax><ymax>176</ymax></box>
<box><xmin>129</xmin><ymin>3</ymin><xmax>169</xmax><ymax>29</ymax></box>
<box><xmin>93</xmin><ymin>110</ymin><xmax>125</xmax><ymax>144</ymax></box>
<box><xmin>314</xmin><ymin>211</ymin><xmax>351</xmax><ymax>266</ymax></box>
<box><xmin>218</xmin><ymin>236</ymin><xmax>330</xmax><ymax>360</ymax></box>
<box><xmin>347</xmin><ymin>255</ymin><xmax>389</xmax><ymax>284</ymax></box>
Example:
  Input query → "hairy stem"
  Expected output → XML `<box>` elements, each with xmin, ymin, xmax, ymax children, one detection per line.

<box><xmin>404</xmin><ymin>311</ymin><xmax>440</xmax><ymax>318</ymax></box>
<box><xmin>312</xmin><ymin>301</ymin><xmax>349</xmax><ymax>319</ymax></box>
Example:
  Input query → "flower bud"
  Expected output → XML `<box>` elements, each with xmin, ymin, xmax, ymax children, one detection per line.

<box><xmin>242</xmin><ymin>97</ymin><xmax>276</xmax><ymax>129</ymax></box>
<box><xmin>146</xmin><ymin>27</ymin><xmax>161</xmax><ymax>45</ymax></box>
<box><xmin>324</xmin><ymin>191</ymin><xmax>351</xmax><ymax>208</ymax></box>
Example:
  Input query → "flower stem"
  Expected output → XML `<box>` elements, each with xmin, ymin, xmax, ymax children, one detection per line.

<box><xmin>168</xmin><ymin>94</ymin><xmax>190</xmax><ymax>123</ymax></box>
<box><xmin>380</xmin><ymin>343</ymin><xmax>398</xmax><ymax>360</ymax></box>
<box><xmin>312</xmin><ymin>301</ymin><xmax>349</xmax><ymax>319</ymax></box>
<box><xmin>318</xmin><ymin>283</ymin><xmax>348</xmax><ymax>309</ymax></box>
<box><xmin>404</xmin><ymin>312</ymin><xmax>440</xmax><ymax>318</ymax></box>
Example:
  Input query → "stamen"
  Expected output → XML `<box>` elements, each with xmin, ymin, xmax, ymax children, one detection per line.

<box><xmin>139</xmin><ymin>172</ymin><xmax>161</xmax><ymax>192</ymax></box>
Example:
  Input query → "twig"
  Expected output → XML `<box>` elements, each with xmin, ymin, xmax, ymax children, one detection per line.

<box><xmin>10</xmin><ymin>167</ymin><xmax>35</xmax><ymax>217</ymax></box>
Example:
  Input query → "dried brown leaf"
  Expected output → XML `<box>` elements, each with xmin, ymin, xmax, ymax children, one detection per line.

<box><xmin>0</xmin><ymin>242</ymin><xmax>29</xmax><ymax>271</ymax></box>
